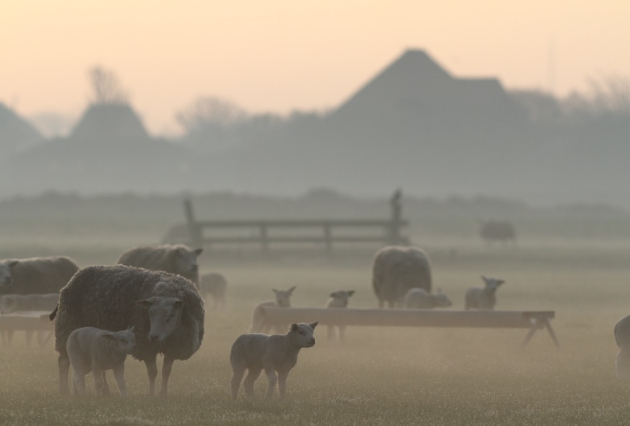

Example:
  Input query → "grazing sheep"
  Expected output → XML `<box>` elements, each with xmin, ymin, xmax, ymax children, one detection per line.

<box><xmin>465</xmin><ymin>276</ymin><xmax>505</xmax><ymax>310</ymax></box>
<box><xmin>52</xmin><ymin>265</ymin><xmax>204</xmax><ymax>396</ymax></box>
<box><xmin>372</xmin><ymin>246</ymin><xmax>432</xmax><ymax>308</ymax></box>
<box><xmin>480</xmin><ymin>221</ymin><xmax>516</xmax><ymax>245</ymax></box>
<box><xmin>230</xmin><ymin>322</ymin><xmax>318</xmax><ymax>400</ymax></box>
<box><xmin>249</xmin><ymin>286</ymin><xmax>296</xmax><ymax>333</ymax></box>
<box><xmin>615</xmin><ymin>315</ymin><xmax>630</xmax><ymax>379</ymax></box>
<box><xmin>0</xmin><ymin>256</ymin><xmax>79</xmax><ymax>295</ymax></box>
<box><xmin>403</xmin><ymin>288</ymin><xmax>452</xmax><ymax>309</ymax></box>
<box><xmin>0</xmin><ymin>293</ymin><xmax>59</xmax><ymax>314</ymax></box>
<box><xmin>325</xmin><ymin>290</ymin><xmax>355</xmax><ymax>342</ymax></box>
<box><xmin>116</xmin><ymin>244</ymin><xmax>203</xmax><ymax>286</ymax></box>
<box><xmin>66</xmin><ymin>326</ymin><xmax>136</xmax><ymax>397</ymax></box>
<box><xmin>200</xmin><ymin>273</ymin><xmax>227</xmax><ymax>309</ymax></box>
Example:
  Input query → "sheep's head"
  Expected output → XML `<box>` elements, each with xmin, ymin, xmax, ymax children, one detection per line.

<box><xmin>0</xmin><ymin>261</ymin><xmax>18</xmax><ymax>289</ymax></box>
<box><xmin>102</xmin><ymin>327</ymin><xmax>137</xmax><ymax>354</ymax></box>
<box><xmin>481</xmin><ymin>276</ymin><xmax>505</xmax><ymax>293</ymax></box>
<box><xmin>287</xmin><ymin>322</ymin><xmax>318</xmax><ymax>348</ymax></box>
<box><xmin>329</xmin><ymin>290</ymin><xmax>355</xmax><ymax>307</ymax></box>
<box><xmin>434</xmin><ymin>288</ymin><xmax>453</xmax><ymax>308</ymax></box>
<box><xmin>174</xmin><ymin>246</ymin><xmax>203</xmax><ymax>276</ymax></box>
<box><xmin>136</xmin><ymin>297</ymin><xmax>184</xmax><ymax>344</ymax></box>
<box><xmin>0</xmin><ymin>295</ymin><xmax>17</xmax><ymax>314</ymax></box>
<box><xmin>272</xmin><ymin>286</ymin><xmax>295</xmax><ymax>307</ymax></box>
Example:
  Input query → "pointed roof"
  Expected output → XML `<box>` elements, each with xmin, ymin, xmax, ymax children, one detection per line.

<box><xmin>70</xmin><ymin>102</ymin><xmax>150</xmax><ymax>142</ymax></box>
<box><xmin>0</xmin><ymin>103</ymin><xmax>42</xmax><ymax>153</ymax></box>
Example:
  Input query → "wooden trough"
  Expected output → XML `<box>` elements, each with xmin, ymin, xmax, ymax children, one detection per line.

<box><xmin>260</xmin><ymin>307</ymin><xmax>559</xmax><ymax>348</ymax></box>
<box><xmin>0</xmin><ymin>311</ymin><xmax>54</xmax><ymax>349</ymax></box>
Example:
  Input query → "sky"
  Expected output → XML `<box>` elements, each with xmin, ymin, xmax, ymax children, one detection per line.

<box><xmin>1</xmin><ymin>0</ymin><xmax>629</xmax><ymax>134</ymax></box>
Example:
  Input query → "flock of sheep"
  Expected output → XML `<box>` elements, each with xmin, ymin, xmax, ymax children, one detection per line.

<box><xmin>1</xmin><ymin>243</ymin><xmax>628</xmax><ymax>400</ymax></box>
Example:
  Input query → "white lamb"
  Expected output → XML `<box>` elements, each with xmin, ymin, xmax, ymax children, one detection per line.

<box><xmin>66</xmin><ymin>326</ymin><xmax>136</xmax><ymax>397</ymax></box>
<box><xmin>465</xmin><ymin>276</ymin><xmax>505</xmax><ymax>310</ymax></box>
<box><xmin>615</xmin><ymin>315</ymin><xmax>630</xmax><ymax>379</ymax></box>
<box><xmin>248</xmin><ymin>286</ymin><xmax>296</xmax><ymax>333</ymax></box>
<box><xmin>230</xmin><ymin>321</ymin><xmax>318</xmax><ymax>400</ymax></box>
<box><xmin>325</xmin><ymin>290</ymin><xmax>355</xmax><ymax>342</ymax></box>
<box><xmin>404</xmin><ymin>288</ymin><xmax>452</xmax><ymax>309</ymax></box>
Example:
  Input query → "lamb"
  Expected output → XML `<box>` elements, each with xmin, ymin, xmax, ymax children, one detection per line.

<box><xmin>372</xmin><ymin>246</ymin><xmax>432</xmax><ymax>308</ymax></box>
<box><xmin>52</xmin><ymin>265</ymin><xmax>204</xmax><ymax>396</ymax></box>
<box><xmin>615</xmin><ymin>315</ymin><xmax>630</xmax><ymax>379</ymax></box>
<box><xmin>0</xmin><ymin>293</ymin><xmax>59</xmax><ymax>314</ymax></box>
<box><xmin>200</xmin><ymin>273</ymin><xmax>227</xmax><ymax>309</ymax></box>
<box><xmin>465</xmin><ymin>276</ymin><xmax>505</xmax><ymax>310</ymax></box>
<box><xmin>325</xmin><ymin>290</ymin><xmax>354</xmax><ymax>342</ymax></box>
<box><xmin>249</xmin><ymin>286</ymin><xmax>296</xmax><ymax>333</ymax></box>
<box><xmin>403</xmin><ymin>288</ymin><xmax>452</xmax><ymax>309</ymax></box>
<box><xmin>230</xmin><ymin>322</ymin><xmax>318</xmax><ymax>400</ymax></box>
<box><xmin>66</xmin><ymin>326</ymin><xmax>136</xmax><ymax>397</ymax></box>
<box><xmin>0</xmin><ymin>256</ymin><xmax>79</xmax><ymax>295</ymax></box>
<box><xmin>116</xmin><ymin>244</ymin><xmax>203</xmax><ymax>286</ymax></box>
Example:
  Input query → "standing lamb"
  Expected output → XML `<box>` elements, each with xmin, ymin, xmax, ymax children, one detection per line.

<box><xmin>403</xmin><ymin>288</ymin><xmax>452</xmax><ymax>309</ymax></box>
<box><xmin>249</xmin><ymin>286</ymin><xmax>296</xmax><ymax>333</ymax></box>
<box><xmin>465</xmin><ymin>276</ymin><xmax>505</xmax><ymax>310</ymax></box>
<box><xmin>200</xmin><ymin>273</ymin><xmax>227</xmax><ymax>309</ymax></box>
<box><xmin>52</xmin><ymin>265</ymin><xmax>204</xmax><ymax>396</ymax></box>
<box><xmin>372</xmin><ymin>246</ymin><xmax>432</xmax><ymax>308</ymax></box>
<box><xmin>615</xmin><ymin>315</ymin><xmax>630</xmax><ymax>379</ymax></box>
<box><xmin>230</xmin><ymin>322</ymin><xmax>318</xmax><ymax>400</ymax></box>
<box><xmin>0</xmin><ymin>256</ymin><xmax>79</xmax><ymax>295</ymax></box>
<box><xmin>117</xmin><ymin>244</ymin><xmax>203</xmax><ymax>286</ymax></box>
<box><xmin>66</xmin><ymin>326</ymin><xmax>136</xmax><ymax>397</ymax></box>
<box><xmin>325</xmin><ymin>290</ymin><xmax>355</xmax><ymax>342</ymax></box>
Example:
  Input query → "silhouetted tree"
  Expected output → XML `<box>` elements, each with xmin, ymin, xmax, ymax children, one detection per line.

<box><xmin>88</xmin><ymin>66</ymin><xmax>129</xmax><ymax>104</ymax></box>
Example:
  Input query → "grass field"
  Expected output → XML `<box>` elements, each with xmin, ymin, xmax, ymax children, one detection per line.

<box><xmin>1</xmin><ymin>238</ymin><xmax>630</xmax><ymax>425</ymax></box>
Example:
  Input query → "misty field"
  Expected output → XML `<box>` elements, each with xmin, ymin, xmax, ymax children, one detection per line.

<box><xmin>2</xmin><ymin>239</ymin><xmax>630</xmax><ymax>425</ymax></box>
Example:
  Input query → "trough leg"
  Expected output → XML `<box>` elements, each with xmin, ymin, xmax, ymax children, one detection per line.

<box><xmin>521</xmin><ymin>319</ymin><xmax>540</xmax><ymax>348</ymax></box>
<box><xmin>327</xmin><ymin>325</ymin><xmax>336</xmax><ymax>342</ymax></box>
<box><xmin>25</xmin><ymin>330</ymin><xmax>33</xmax><ymax>347</ymax></box>
<box><xmin>543</xmin><ymin>318</ymin><xmax>560</xmax><ymax>348</ymax></box>
<box><xmin>145</xmin><ymin>356</ymin><xmax>158</xmax><ymax>396</ymax></box>
<box><xmin>159</xmin><ymin>356</ymin><xmax>175</xmax><ymax>396</ymax></box>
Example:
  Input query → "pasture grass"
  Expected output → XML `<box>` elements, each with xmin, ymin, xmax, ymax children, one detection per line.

<box><xmin>1</xmin><ymin>238</ymin><xmax>630</xmax><ymax>425</ymax></box>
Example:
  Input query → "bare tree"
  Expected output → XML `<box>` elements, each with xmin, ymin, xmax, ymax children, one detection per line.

<box><xmin>88</xmin><ymin>66</ymin><xmax>129</xmax><ymax>104</ymax></box>
<box><xmin>176</xmin><ymin>96</ymin><xmax>248</xmax><ymax>131</ymax></box>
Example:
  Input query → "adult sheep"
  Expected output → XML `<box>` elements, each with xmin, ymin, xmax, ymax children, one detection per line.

<box><xmin>116</xmin><ymin>244</ymin><xmax>203</xmax><ymax>286</ymax></box>
<box><xmin>0</xmin><ymin>256</ymin><xmax>79</xmax><ymax>295</ymax></box>
<box><xmin>52</xmin><ymin>265</ymin><xmax>204</xmax><ymax>396</ymax></box>
<box><xmin>372</xmin><ymin>246</ymin><xmax>432</xmax><ymax>308</ymax></box>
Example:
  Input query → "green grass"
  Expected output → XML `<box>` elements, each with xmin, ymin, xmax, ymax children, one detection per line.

<box><xmin>1</xmin><ymin>238</ymin><xmax>630</xmax><ymax>425</ymax></box>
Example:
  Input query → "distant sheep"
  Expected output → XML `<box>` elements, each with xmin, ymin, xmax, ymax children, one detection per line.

<box><xmin>372</xmin><ymin>246</ymin><xmax>432</xmax><ymax>308</ymax></box>
<box><xmin>249</xmin><ymin>286</ymin><xmax>296</xmax><ymax>334</ymax></box>
<box><xmin>66</xmin><ymin>326</ymin><xmax>136</xmax><ymax>397</ymax></box>
<box><xmin>230</xmin><ymin>321</ymin><xmax>318</xmax><ymax>400</ymax></box>
<box><xmin>0</xmin><ymin>256</ymin><xmax>79</xmax><ymax>295</ymax></box>
<box><xmin>615</xmin><ymin>315</ymin><xmax>630</xmax><ymax>379</ymax></box>
<box><xmin>465</xmin><ymin>276</ymin><xmax>505</xmax><ymax>310</ymax></box>
<box><xmin>117</xmin><ymin>244</ymin><xmax>203</xmax><ymax>286</ymax></box>
<box><xmin>403</xmin><ymin>288</ymin><xmax>452</xmax><ymax>309</ymax></box>
<box><xmin>325</xmin><ymin>290</ymin><xmax>354</xmax><ymax>342</ymax></box>
<box><xmin>200</xmin><ymin>273</ymin><xmax>227</xmax><ymax>309</ymax></box>
<box><xmin>52</xmin><ymin>265</ymin><xmax>204</xmax><ymax>396</ymax></box>
<box><xmin>0</xmin><ymin>293</ymin><xmax>59</xmax><ymax>314</ymax></box>
<box><xmin>480</xmin><ymin>221</ymin><xmax>516</xmax><ymax>245</ymax></box>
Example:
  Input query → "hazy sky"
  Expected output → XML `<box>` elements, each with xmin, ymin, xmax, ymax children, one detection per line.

<box><xmin>1</xmin><ymin>0</ymin><xmax>629</xmax><ymax>134</ymax></box>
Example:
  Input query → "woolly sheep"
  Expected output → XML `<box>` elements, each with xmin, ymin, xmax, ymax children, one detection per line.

<box><xmin>0</xmin><ymin>256</ymin><xmax>79</xmax><ymax>295</ymax></box>
<box><xmin>403</xmin><ymin>288</ymin><xmax>452</xmax><ymax>309</ymax></box>
<box><xmin>117</xmin><ymin>244</ymin><xmax>203</xmax><ymax>286</ymax></box>
<box><xmin>614</xmin><ymin>315</ymin><xmax>630</xmax><ymax>379</ymax></box>
<box><xmin>230</xmin><ymin>322</ymin><xmax>318</xmax><ymax>400</ymax></box>
<box><xmin>372</xmin><ymin>246</ymin><xmax>432</xmax><ymax>308</ymax></box>
<box><xmin>200</xmin><ymin>273</ymin><xmax>227</xmax><ymax>309</ymax></box>
<box><xmin>66</xmin><ymin>326</ymin><xmax>136</xmax><ymax>397</ymax></box>
<box><xmin>325</xmin><ymin>290</ymin><xmax>355</xmax><ymax>342</ymax></box>
<box><xmin>465</xmin><ymin>276</ymin><xmax>505</xmax><ymax>310</ymax></box>
<box><xmin>52</xmin><ymin>265</ymin><xmax>204</xmax><ymax>396</ymax></box>
<box><xmin>0</xmin><ymin>293</ymin><xmax>59</xmax><ymax>314</ymax></box>
<box><xmin>249</xmin><ymin>286</ymin><xmax>296</xmax><ymax>333</ymax></box>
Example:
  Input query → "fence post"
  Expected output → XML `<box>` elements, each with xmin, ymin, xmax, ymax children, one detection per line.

<box><xmin>183</xmin><ymin>199</ymin><xmax>203</xmax><ymax>249</ymax></box>
<box><xmin>388</xmin><ymin>189</ymin><xmax>403</xmax><ymax>245</ymax></box>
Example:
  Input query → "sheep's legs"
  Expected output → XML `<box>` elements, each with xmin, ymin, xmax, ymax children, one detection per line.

<box><xmin>113</xmin><ymin>364</ymin><xmax>128</xmax><ymax>397</ymax></box>
<box><xmin>159</xmin><ymin>356</ymin><xmax>175</xmax><ymax>396</ymax></box>
<box><xmin>101</xmin><ymin>371</ymin><xmax>112</xmax><ymax>396</ymax></box>
<box><xmin>145</xmin><ymin>356</ymin><xmax>158</xmax><ymax>396</ymax></box>
<box><xmin>264</xmin><ymin>367</ymin><xmax>277</xmax><ymax>399</ymax></box>
<box><xmin>231</xmin><ymin>367</ymin><xmax>245</xmax><ymax>400</ymax></box>
<box><xmin>243</xmin><ymin>368</ymin><xmax>262</xmax><ymax>398</ymax></box>
<box><xmin>58</xmin><ymin>353</ymin><xmax>71</xmax><ymax>394</ymax></box>
<box><xmin>72</xmin><ymin>371</ymin><xmax>86</xmax><ymax>395</ymax></box>
<box><xmin>93</xmin><ymin>368</ymin><xmax>105</xmax><ymax>396</ymax></box>
<box><xmin>277</xmin><ymin>371</ymin><xmax>289</xmax><ymax>399</ymax></box>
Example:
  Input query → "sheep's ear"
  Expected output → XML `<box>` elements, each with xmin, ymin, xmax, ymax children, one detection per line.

<box><xmin>272</xmin><ymin>288</ymin><xmax>279</xmax><ymax>294</ymax></box>
<box><xmin>481</xmin><ymin>276</ymin><xmax>490</xmax><ymax>284</ymax></box>
<box><xmin>290</xmin><ymin>323</ymin><xmax>298</xmax><ymax>332</ymax></box>
<box><xmin>174</xmin><ymin>300</ymin><xmax>185</xmax><ymax>309</ymax></box>
<box><xmin>329</xmin><ymin>291</ymin><xmax>337</xmax><ymax>298</ymax></box>
<box><xmin>136</xmin><ymin>299</ymin><xmax>154</xmax><ymax>308</ymax></box>
<box><xmin>9</xmin><ymin>261</ymin><xmax>19</xmax><ymax>268</ymax></box>
<box><xmin>347</xmin><ymin>291</ymin><xmax>355</xmax><ymax>297</ymax></box>
<box><xmin>194</xmin><ymin>248</ymin><xmax>203</xmax><ymax>256</ymax></box>
<box><xmin>287</xmin><ymin>286</ymin><xmax>296</xmax><ymax>295</ymax></box>
<box><xmin>127</xmin><ymin>325</ymin><xmax>135</xmax><ymax>332</ymax></box>
<box><xmin>497</xmin><ymin>280</ymin><xmax>505</xmax><ymax>286</ymax></box>
<box><xmin>309</xmin><ymin>321</ymin><xmax>319</xmax><ymax>330</ymax></box>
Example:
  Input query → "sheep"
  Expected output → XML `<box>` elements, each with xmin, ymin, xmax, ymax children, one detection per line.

<box><xmin>0</xmin><ymin>293</ymin><xmax>59</xmax><ymax>314</ymax></box>
<box><xmin>480</xmin><ymin>221</ymin><xmax>516</xmax><ymax>245</ymax></box>
<box><xmin>465</xmin><ymin>276</ymin><xmax>505</xmax><ymax>310</ymax></box>
<box><xmin>325</xmin><ymin>290</ymin><xmax>354</xmax><ymax>342</ymax></box>
<box><xmin>66</xmin><ymin>326</ymin><xmax>136</xmax><ymax>397</ymax></box>
<box><xmin>615</xmin><ymin>315</ymin><xmax>630</xmax><ymax>379</ymax></box>
<box><xmin>116</xmin><ymin>244</ymin><xmax>203</xmax><ymax>286</ymax></box>
<box><xmin>0</xmin><ymin>256</ymin><xmax>79</xmax><ymax>295</ymax></box>
<box><xmin>200</xmin><ymin>273</ymin><xmax>227</xmax><ymax>309</ymax></box>
<box><xmin>52</xmin><ymin>265</ymin><xmax>204</xmax><ymax>396</ymax></box>
<box><xmin>372</xmin><ymin>246</ymin><xmax>432</xmax><ymax>308</ymax></box>
<box><xmin>249</xmin><ymin>286</ymin><xmax>296</xmax><ymax>333</ymax></box>
<box><xmin>403</xmin><ymin>288</ymin><xmax>452</xmax><ymax>309</ymax></box>
<box><xmin>230</xmin><ymin>321</ymin><xmax>318</xmax><ymax>400</ymax></box>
